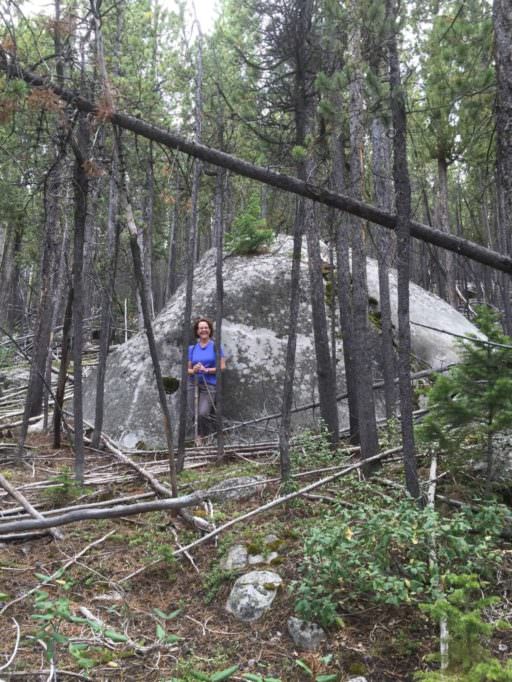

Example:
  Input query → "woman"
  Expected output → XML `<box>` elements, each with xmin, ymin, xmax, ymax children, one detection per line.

<box><xmin>188</xmin><ymin>317</ymin><xmax>226</xmax><ymax>446</ymax></box>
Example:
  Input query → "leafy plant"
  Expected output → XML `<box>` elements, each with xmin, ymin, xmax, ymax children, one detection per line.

<box><xmin>188</xmin><ymin>666</ymin><xmax>239</xmax><ymax>681</ymax></box>
<box><xmin>128</xmin><ymin>519</ymin><xmax>178</xmax><ymax>568</ymax></box>
<box><xmin>225</xmin><ymin>193</ymin><xmax>273</xmax><ymax>255</ymax></box>
<box><xmin>294</xmin><ymin>498</ymin><xmax>506</xmax><ymax>627</ymax></box>
<box><xmin>153</xmin><ymin>607</ymin><xmax>182</xmax><ymax>644</ymax></box>
<box><xmin>415</xmin><ymin>574</ymin><xmax>512</xmax><ymax>681</ymax></box>
<box><xmin>291</xmin><ymin>424</ymin><xmax>346</xmax><ymax>469</ymax></box>
<box><xmin>202</xmin><ymin>564</ymin><xmax>236</xmax><ymax>604</ymax></box>
<box><xmin>417</xmin><ymin>306</ymin><xmax>512</xmax><ymax>487</ymax></box>
<box><xmin>296</xmin><ymin>654</ymin><xmax>337</xmax><ymax>681</ymax></box>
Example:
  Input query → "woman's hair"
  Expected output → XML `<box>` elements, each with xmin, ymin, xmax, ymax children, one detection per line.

<box><xmin>193</xmin><ymin>317</ymin><xmax>214</xmax><ymax>338</ymax></box>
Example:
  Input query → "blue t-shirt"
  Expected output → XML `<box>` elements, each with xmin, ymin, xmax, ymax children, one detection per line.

<box><xmin>188</xmin><ymin>340</ymin><xmax>225</xmax><ymax>385</ymax></box>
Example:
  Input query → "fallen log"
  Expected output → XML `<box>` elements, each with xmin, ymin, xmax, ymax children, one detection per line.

<box><xmin>1</xmin><ymin>48</ymin><xmax>511</xmax><ymax>274</ymax></box>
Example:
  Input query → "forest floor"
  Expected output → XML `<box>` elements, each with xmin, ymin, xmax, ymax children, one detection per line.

<box><xmin>0</xmin><ymin>431</ymin><xmax>511</xmax><ymax>682</ymax></box>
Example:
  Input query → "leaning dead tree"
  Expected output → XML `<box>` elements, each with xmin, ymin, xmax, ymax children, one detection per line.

<box><xmin>1</xmin><ymin>48</ymin><xmax>511</xmax><ymax>275</ymax></box>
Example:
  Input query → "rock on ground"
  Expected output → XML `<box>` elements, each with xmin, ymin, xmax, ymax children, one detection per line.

<box><xmin>225</xmin><ymin>570</ymin><xmax>282</xmax><ymax>622</ymax></box>
<box><xmin>287</xmin><ymin>616</ymin><xmax>327</xmax><ymax>651</ymax></box>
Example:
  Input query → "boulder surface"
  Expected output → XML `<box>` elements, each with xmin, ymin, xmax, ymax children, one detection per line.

<box><xmin>83</xmin><ymin>235</ymin><xmax>482</xmax><ymax>447</ymax></box>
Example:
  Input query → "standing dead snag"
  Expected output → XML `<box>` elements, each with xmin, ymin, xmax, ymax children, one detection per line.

<box><xmin>124</xmin><ymin>197</ymin><xmax>178</xmax><ymax>497</ymax></box>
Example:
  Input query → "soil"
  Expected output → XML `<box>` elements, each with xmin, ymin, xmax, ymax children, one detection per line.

<box><xmin>0</xmin><ymin>435</ymin><xmax>510</xmax><ymax>682</ymax></box>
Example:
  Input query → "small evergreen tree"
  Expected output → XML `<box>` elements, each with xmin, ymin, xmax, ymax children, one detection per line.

<box><xmin>225</xmin><ymin>193</ymin><xmax>273</xmax><ymax>255</ymax></box>
<box><xmin>417</xmin><ymin>307</ymin><xmax>512</xmax><ymax>488</ymax></box>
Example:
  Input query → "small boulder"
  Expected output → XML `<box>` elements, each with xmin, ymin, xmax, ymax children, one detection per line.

<box><xmin>221</xmin><ymin>544</ymin><xmax>248</xmax><ymax>570</ymax></box>
<box><xmin>248</xmin><ymin>550</ymin><xmax>279</xmax><ymax>566</ymax></box>
<box><xmin>287</xmin><ymin>616</ymin><xmax>327</xmax><ymax>651</ymax></box>
<box><xmin>226</xmin><ymin>570</ymin><xmax>282</xmax><ymax>622</ymax></box>
<box><xmin>348</xmin><ymin>678</ymin><xmax>369</xmax><ymax>682</ymax></box>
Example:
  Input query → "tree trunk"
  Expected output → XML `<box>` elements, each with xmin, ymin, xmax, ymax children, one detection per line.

<box><xmin>436</xmin><ymin>157</ymin><xmax>457</xmax><ymax>308</ymax></box>
<box><xmin>17</xmin><ymin>152</ymin><xmax>63</xmax><ymax>458</ymax></box>
<box><xmin>165</xmin><ymin>190</ymin><xmax>179</xmax><ymax>301</ymax></box>
<box><xmin>305</xmin><ymin>198</ymin><xmax>339</xmax><ymax>446</ymax></box>
<box><xmin>279</xmin><ymin>199</ymin><xmax>305</xmax><ymax>480</ymax></box>
<box><xmin>71</xmin><ymin>121</ymin><xmax>89</xmax><ymax>484</ymax></box>
<box><xmin>53</xmin><ymin>286</ymin><xmax>73</xmax><ymax>449</ymax></box>
<box><xmin>177</xmin><ymin>34</ymin><xmax>203</xmax><ymax>470</ymax></box>
<box><xmin>371</xmin><ymin>115</ymin><xmax>397</xmax><ymax>420</ymax></box>
<box><xmin>0</xmin><ymin>221</ymin><xmax>24</xmax><ymax>332</ymax></box>
<box><xmin>125</xmin><ymin>197</ymin><xmax>177</xmax><ymax>496</ymax></box>
<box><xmin>388</xmin><ymin>0</ymin><xmax>421</xmax><ymax>500</ymax></box>
<box><xmin>347</xmin><ymin>14</ymin><xmax>379</xmax><ymax>462</ymax></box>
<box><xmin>143</xmin><ymin>143</ymin><xmax>155</xmax><ymax>319</ymax></box>
<box><xmin>214</xmin><ymin>168</ymin><xmax>225</xmax><ymax>462</ymax></box>
<box><xmin>91</xmin><ymin>133</ymin><xmax>121</xmax><ymax>450</ymax></box>
<box><xmin>331</xmin><ymin>128</ymin><xmax>360</xmax><ymax>443</ymax></box>
<box><xmin>493</xmin><ymin>0</ymin><xmax>512</xmax><ymax>334</ymax></box>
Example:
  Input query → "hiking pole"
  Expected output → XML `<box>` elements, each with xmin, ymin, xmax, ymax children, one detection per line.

<box><xmin>194</xmin><ymin>373</ymin><xmax>199</xmax><ymax>445</ymax></box>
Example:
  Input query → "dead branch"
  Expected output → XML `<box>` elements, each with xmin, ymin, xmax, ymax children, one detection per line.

<box><xmin>0</xmin><ymin>471</ymin><xmax>63</xmax><ymax>541</ymax></box>
<box><xmin>0</xmin><ymin>618</ymin><xmax>20</xmax><ymax>672</ymax></box>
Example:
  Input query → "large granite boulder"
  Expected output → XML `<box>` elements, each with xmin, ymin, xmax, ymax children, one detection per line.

<box><xmin>82</xmin><ymin>234</ymin><xmax>482</xmax><ymax>448</ymax></box>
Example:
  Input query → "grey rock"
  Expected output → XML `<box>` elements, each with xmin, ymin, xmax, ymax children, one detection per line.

<box><xmin>287</xmin><ymin>616</ymin><xmax>327</xmax><ymax>651</ymax></box>
<box><xmin>226</xmin><ymin>570</ymin><xmax>282</xmax><ymax>622</ymax></box>
<box><xmin>348</xmin><ymin>678</ymin><xmax>369</xmax><ymax>682</ymax></box>
<box><xmin>247</xmin><ymin>550</ymin><xmax>279</xmax><ymax>566</ymax></box>
<box><xmin>207</xmin><ymin>476</ymin><xmax>267</xmax><ymax>502</ymax></box>
<box><xmin>92</xmin><ymin>591</ymin><xmax>123</xmax><ymax>602</ymax></box>
<box><xmin>82</xmin><ymin>235</ymin><xmax>483</xmax><ymax>447</ymax></box>
<box><xmin>221</xmin><ymin>544</ymin><xmax>248</xmax><ymax>570</ymax></box>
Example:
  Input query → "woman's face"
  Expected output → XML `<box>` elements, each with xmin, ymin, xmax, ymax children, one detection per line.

<box><xmin>197</xmin><ymin>321</ymin><xmax>211</xmax><ymax>340</ymax></box>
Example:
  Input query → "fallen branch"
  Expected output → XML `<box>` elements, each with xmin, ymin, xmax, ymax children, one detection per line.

<box><xmin>0</xmin><ymin>491</ymin><xmax>206</xmax><ymax>534</ymax></box>
<box><xmin>0</xmin><ymin>618</ymin><xmax>20</xmax><ymax>672</ymax></box>
<box><xmin>0</xmin><ymin>471</ymin><xmax>64</xmax><ymax>541</ymax></box>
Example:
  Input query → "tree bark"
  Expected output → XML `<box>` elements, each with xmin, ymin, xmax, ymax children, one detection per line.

<box><xmin>493</xmin><ymin>0</ymin><xmax>512</xmax><ymax>333</ymax></box>
<box><xmin>91</xmin><ymin>134</ymin><xmax>121</xmax><ymax>450</ymax></box>
<box><xmin>388</xmin><ymin>0</ymin><xmax>421</xmax><ymax>501</ymax></box>
<box><xmin>371</xmin><ymin>115</ymin><xmax>397</xmax><ymax>420</ymax></box>
<box><xmin>214</xmin><ymin>167</ymin><xmax>225</xmax><ymax>462</ymax></box>
<box><xmin>436</xmin><ymin>157</ymin><xmax>457</xmax><ymax>307</ymax></box>
<box><xmin>71</xmin><ymin>121</ymin><xmax>89</xmax><ymax>484</ymax></box>
<box><xmin>53</xmin><ymin>286</ymin><xmax>73</xmax><ymax>449</ymax></box>
<box><xmin>347</xmin><ymin>14</ymin><xmax>378</xmax><ymax>462</ymax></box>
<box><xmin>279</xmin><ymin>199</ymin><xmax>305</xmax><ymax>480</ymax></box>
<box><xmin>0</xmin><ymin>221</ymin><xmax>23</xmax><ymax>332</ymax></box>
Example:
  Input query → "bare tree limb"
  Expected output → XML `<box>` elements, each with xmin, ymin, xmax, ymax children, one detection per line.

<box><xmin>0</xmin><ymin>471</ymin><xmax>64</xmax><ymax>541</ymax></box>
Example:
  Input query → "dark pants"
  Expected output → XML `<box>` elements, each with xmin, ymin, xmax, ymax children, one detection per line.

<box><xmin>187</xmin><ymin>381</ymin><xmax>217</xmax><ymax>437</ymax></box>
